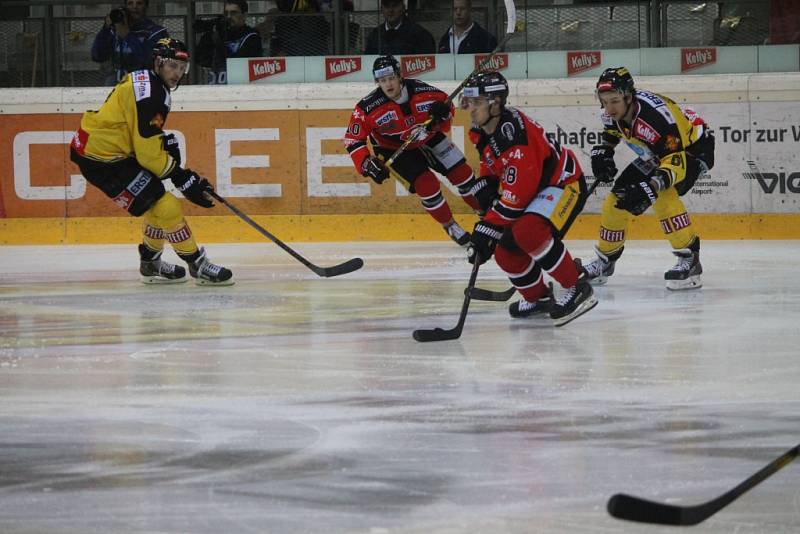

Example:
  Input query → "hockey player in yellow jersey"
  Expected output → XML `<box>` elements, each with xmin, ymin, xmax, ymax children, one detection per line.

<box><xmin>70</xmin><ymin>38</ymin><xmax>233</xmax><ymax>285</ymax></box>
<box><xmin>581</xmin><ymin>67</ymin><xmax>715</xmax><ymax>290</ymax></box>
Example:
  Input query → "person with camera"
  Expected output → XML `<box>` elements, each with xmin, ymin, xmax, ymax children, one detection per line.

<box><xmin>195</xmin><ymin>0</ymin><xmax>263</xmax><ymax>84</ymax></box>
<box><xmin>91</xmin><ymin>0</ymin><xmax>168</xmax><ymax>86</ymax></box>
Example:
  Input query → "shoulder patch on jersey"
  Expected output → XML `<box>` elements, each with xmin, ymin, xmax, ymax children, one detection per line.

<box><xmin>361</xmin><ymin>89</ymin><xmax>388</xmax><ymax>114</ymax></box>
<box><xmin>500</xmin><ymin>121</ymin><xmax>515</xmax><ymax>140</ymax></box>
<box><xmin>600</xmin><ymin>111</ymin><xmax>615</xmax><ymax>127</ymax></box>
<box><xmin>133</xmin><ymin>70</ymin><xmax>149</xmax><ymax>83</ymax></box>
<box><xmin>408</xmin><ymin>79</ymin><xmax>440</xmax><ymax>94</ymax></box>
<box><xmin>415</xmin><ymin>100</ymin><xmax>435</xmax><ymax>113</ymax></box>
<box><xmin>134</xmin><ymin>80</ymin><xmax>151</xmax><ymax>101</ymax></box>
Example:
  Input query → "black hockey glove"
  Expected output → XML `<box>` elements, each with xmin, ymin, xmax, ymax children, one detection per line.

<box><xmin>469</xmin><ymin>175</ymin><xmax>500</xmax><ymax>215</ymax></box>
<box><xmin>467</xmin><ymin>221</ymin><xmax>503</xmax><ymax>265</ymax></box>
<box><xmin>428</xmin><ymin>100</ymin><xmax>451</xmax><ymax>127</ymax></box>
<box><xmin>171</xmin><ymin>168</ymin><xmax>214</xmax><ymax>208</ymax></box>
<box><xmin>590</xmin><ymin>145</ymin><xmax>617</xmax><ymax>183</ymax></box>
<box><xmin>362</xmin><ymin>156</ymin><xmax>390</xmax><ymax>184</ymax></box>
<box><xmin>162</xmin><ymin>133</ymin><xmax>181</xmax><ymax>167</ymax></box>
<box><xmin>613</xmin><ymin>179</ymin><xmax>657</xmax><ymax>216</ymax></box>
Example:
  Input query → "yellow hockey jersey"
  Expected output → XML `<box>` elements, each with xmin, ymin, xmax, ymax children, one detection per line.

<box><xmin>600</xmin><ymin>90</ymin><xmax>708</xmax><ymax>188</ymax></box>
<box><xmin>71</xmin><ymin>70</ymin><xmax>177</xmax><ymax>179</ymax></box>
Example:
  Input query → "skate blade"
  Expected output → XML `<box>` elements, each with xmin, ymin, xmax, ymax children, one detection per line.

<box><xmin>553</xmin><ymin>294</ymin><xmax>598</xmax><ymax>327</ymax></box>
<box><xmin>588</xmin><ymin>276</ymin><xmax>608</xmax><ymax>286</ymax></box>
<box><xmin>141</xmin><ymin>275</ymin><xmax>187</xmax><ymax>285</ymax></box>
<box><xmin>193</xmin><ymin>277</ymin><xmax>235</xmax><ymax>286</ymax></box>
<box><xmin>666</xmin><ymin>275</ymin><xmax>702</xmax><ymax>291</ymax></box>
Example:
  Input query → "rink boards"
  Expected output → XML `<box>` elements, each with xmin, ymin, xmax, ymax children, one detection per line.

<box><xmin>1</xmin><ymin>73</ymin><xmax>799</xmax><ymax>244</ymax></box>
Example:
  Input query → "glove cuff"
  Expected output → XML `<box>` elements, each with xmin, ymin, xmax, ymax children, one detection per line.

<box><xmin>475</xmin><ymin>222</ymin><xmax>503</xmax><ymax>241</ymax></box>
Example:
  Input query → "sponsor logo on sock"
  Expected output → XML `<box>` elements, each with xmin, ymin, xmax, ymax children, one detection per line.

<box><xmin>600</xmin><ymin>226</ymin><xmax>624</xmax><ymax>242</ymax></box>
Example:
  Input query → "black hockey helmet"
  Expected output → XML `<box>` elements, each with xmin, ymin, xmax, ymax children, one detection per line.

<box><xmin>152</xmin><ymin>38</ymin><xmax>190</xmax><ymax>69</ymax></box>
<box><xmin>461</xmin><ymin>71</ymin><xmax>509</xmax><ymax>108</ymax></box>
<box><xmin>596</xmin><ymin>67</ymin><xmax>634</xmax><ymax>95</ymax></box>
<box><xmin>373</xmin><ymin>55</ymin><xmax>401</xmax><ymax>80</ymax></box>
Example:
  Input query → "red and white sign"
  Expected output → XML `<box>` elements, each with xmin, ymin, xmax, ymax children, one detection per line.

<box><xmin>474</xmin><ymin>53</ymin><xmax>508</xmax><ymax>72</ymax></box>
<box><xmin>249</xmin><ymin>58</ymin><xmax>286</xmax><ymax>82</ymax></box>
<box><xmin>681</xmin><ymin>47</ymin><xmax>716</xmax><ymax>72</ymax></box>
<box><xmin>400</xmin><ymin>55</ymin><xmax>436</xmax><ymax>77</ymax></box>
<box><xmin>567</xmin><ymin>51</ymin><xmax>601</xmax><ymax>76</ymax></box>
<box><xmin>325</xmin><ymin>57</ymin><xmax>362</xmax><ymax>80</ymax></box>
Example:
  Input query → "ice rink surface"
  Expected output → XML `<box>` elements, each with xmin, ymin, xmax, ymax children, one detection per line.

<box><xmin>1</xmin><ymin>240</ymin><xmax>798</xmax><ymax>533</ymax></box>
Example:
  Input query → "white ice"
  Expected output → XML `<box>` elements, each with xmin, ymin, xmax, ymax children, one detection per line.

<box><xmin>1</xmin><ymin>240</ymin><xmax>798</xmax><ymax>533</ymax></box>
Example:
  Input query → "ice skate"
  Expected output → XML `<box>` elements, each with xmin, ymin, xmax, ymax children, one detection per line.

<box><xmin>445</xmin><ymin>221</ymin><xmax>470</xmax><ymax>247</ymax></box>
<box><xmin>139</xmin><ymin>244</ymin><xmax>186</xmax><ymax>284</ymax></box>
<box><xmin>509</xmin><ymin>296</ymin><xmax>552</xmax><ymax>318</ymax></box>
<box><xmin>550</xmin><ymin>280</ymin><xmax>597</xmax><ymax>327</ymax></box>
<box><xmin>579</xmin><ymin>247</ymin><xmax>616</xmax><ymax>286</ymax></box>
<box><xmin>665</xmin><ymin>248</ymin><xmax>702</xmax><ymax>290</ymax></box>
<box><xmin>188</xmin><ymin>247</ymin><xmax>234</xmax><ymax>286</ymax></box>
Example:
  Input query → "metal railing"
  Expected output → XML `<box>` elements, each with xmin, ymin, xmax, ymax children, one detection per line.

<box><xmin>0</xmin><ymin>0</ymin><xmax>775</xmax><ymax>88</ymax></box>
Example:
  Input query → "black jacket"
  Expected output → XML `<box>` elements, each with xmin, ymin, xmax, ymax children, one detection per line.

<box><xmin>437</xmin><ymin>22</ymin><xmax>497</xmax><ymax>54</ymax></box>
<box><xmin>364</xmin><ymin>17</ymin><xmax>436</xmax><ymax>55</ymax></box>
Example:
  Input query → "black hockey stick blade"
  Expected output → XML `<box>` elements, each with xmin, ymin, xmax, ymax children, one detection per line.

<box><xmin>206</xmin><ymin>190</ymin><xmax>364</xmax><ymax>278</ymax></box>
<box><xmin>467</xmin><ymin>285</ymin><xmax>516</xmax><ymax>302</ymax></box>
<box><xmin>310</xmin><ymin>257</ymin><xmax>364</xmax><ymax>278</ymax></box>
<box><xmin>413</xmin><ymin>258</ymin><xmax>481</xmax><ymax>342</ymax></box>
<box><xmin>607</xmin><ymin>442</ymin><xmax>799</xmax><ymax>526</ymax></box>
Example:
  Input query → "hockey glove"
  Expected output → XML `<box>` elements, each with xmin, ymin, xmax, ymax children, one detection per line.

<box><xmin>162</xmin><ymin>133</ymin><xmax>181</xmax><ymax>167</ymax></box>
<box><xmin>362</xmin><ymin>156</ymin><xmax>390</xmax><ymax>184</ymax></box>
<box><xmin>613</xmin><ymin>179</ymin><xmax>657</xmax><ymax>216</ymax></box>
<box><xmin>469</xmin><ymin>175</ymin><xmax>501</xmax><ymax>215</ymax></box>
<box><xmin>590</xmin><ymin>145</ymin><xmax>617</xmax><ymax>183</ymax></box>
<box><xmin>171</xmin><ymin>168</ymin><xmax>214</xmax><ymax>208</ymax></box>
<box><xmin>428</xmin><ymin>100</ymin><xmax>451</xmax><ymax>127</ymax></box>
<box><xmin>467</xmin><ymin>221</ymin><xmax>503</xmax><ymax>265</ymax></box>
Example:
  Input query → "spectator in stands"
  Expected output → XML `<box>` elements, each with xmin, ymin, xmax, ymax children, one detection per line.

<box><xmin>364</xmin><ymin>0</ymin><xmax>436</xmax><ymax>55</ymax></box>
<box><xmin>438</xmin><ymin>0</ymin><xmax>497</xmax><ymax>54</ymax></box>
<box><xmin>91</xmin><ymin>0</ymin><xmax>168</xmax><ymax>86</ymax></box>
<box><xmin>268</xmin><ymin>0</ymin><xmax>331</xmax><ymax>56</ymax></box>
<box><xmin>195</xmin><ymin>0</ymin><xmax>263</xmax><ymax>84</ymax></box>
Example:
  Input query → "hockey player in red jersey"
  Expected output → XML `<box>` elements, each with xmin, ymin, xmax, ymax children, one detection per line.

<box><xmin>462</xmin><ymin>72</ymin><xmax>597</xmax><ymax>326</ymax></box>
<box><xmin>344</xmin><ymin>55</ymin><xmax>482</xmax><ymax>246</ymax></box>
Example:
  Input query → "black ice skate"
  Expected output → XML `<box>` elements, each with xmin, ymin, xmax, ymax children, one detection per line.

<box><xmin>579</xmin><ymin>247</ymin><xmax>616</xmax><ymax>286</ymax></box>
<box><xmin>445</xmin><ymin>221</ymin><xmax>471</xmax><ymax>247</ymax></box>
<box><xmin>139</xmin><ymin>244</ymin><xmax>186</xmax><ymax>284</ymax></box>
<box><xmin>509</xmin><ymin>296</ymin><xmax>552</xmax><ymax>318</ymax></box>
<box><xmin>665</xmin><ymin>248</ymin><xmax>702</xmax><ymax>290</ymax></box>
<box><xmin>188</xmin><ymin>247</ymin><xmax>234</xmax><ymax>286</ymax></box>
<box><xmin>549</xmin><ymin>280</ymin><xmax>598</xmax><ymax>327</ymax></box>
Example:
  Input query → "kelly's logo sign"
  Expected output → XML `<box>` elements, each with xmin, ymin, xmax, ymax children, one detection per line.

<box><xmin>249</xmin><ymin>58</ymin><xmax>286</xmax><ymax>81</ymax></box>
<box><xmin>400</xmin><ymin>55</ymin><xmax>436</xmax><ymax>77</ymax></box>
<box><xmin>567</xmin><ymin>51</ymin><xmax>601</xmax><ymax>76</ymax></box>
<box><xmin>475</xmin><ymin>54</ymin><xmax>508</xmax><ymax>71</ymax></box>
<box><xmin>325</xmin><ymin>57</ymin><xmax>361</xmax><ymax>80</ymax></box>
<box><xmin>681</xmin><ymin>47</ymin><xmax>716</xmax><ymax>72</ymax></box>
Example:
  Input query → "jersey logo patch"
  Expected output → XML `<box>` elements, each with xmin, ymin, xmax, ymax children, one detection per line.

<box><xmin>415</xmin><ymin>100</ymin><xmax>435</xmax><ymax>113</ymax></box>
<box><xmin>633</xmin><ymin>119</ymin><xmax>660</xmax><ymax>144</ymax></box>
<box><xmin>149</xmin><ymin>113</ymin><xmax>165</xmax><ymax>129</ymax></box>
<box><xmin>133</xmin><ymin>71</ymin><xmax>149</xmax><ymax>83</ymax></box>
<box><xmin>376</xmin><ymin>110</ymin><xmax>398</xmax><ymax>126</ymax></box>
<box><xmin>134</xmin><ymin>80</ymin><xmax>151</xmax><ymax>101</ymax></box>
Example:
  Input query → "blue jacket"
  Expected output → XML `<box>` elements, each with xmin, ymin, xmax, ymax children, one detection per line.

<box><xmin>92</xmin><ymin>18</ymin><xmax>168</xmax><ymax>84</ymax></box>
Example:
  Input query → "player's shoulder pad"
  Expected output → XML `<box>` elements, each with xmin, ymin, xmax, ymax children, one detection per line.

<box><xmin>359</xmin><ymin>88</ymin><xmax>389</xmax><ymax>115</ymax></box>
<box><xmin>407</xmin><ymin>78</ymin><xmax>441</xmax><ymax>95</ymax></box>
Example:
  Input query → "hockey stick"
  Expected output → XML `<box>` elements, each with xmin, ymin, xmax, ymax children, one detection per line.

<box><xmin>205</xmin><ymin>190</ymin><xmax>364</xmax><ymax>278</ymax></box>
<box><xmin>607</xmin><ymin>442</ymin><xmax>799</xmax><ymax>526</ymax></box>
<box><xmin>385</xmin><ymin>0</ymin><xmax>517</xmax><ymax>168</ymax></box>
<box><xmin>468</xmin><ymin>177</ymin><xmax>605</xmax><ymax>302</ymax></box>
<box><xmin>413</xmin><ymin>255</ymin><xmax>481</xmax><ymax>342</ymax></box>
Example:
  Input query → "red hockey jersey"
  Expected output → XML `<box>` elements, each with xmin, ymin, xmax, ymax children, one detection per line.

<box><xmin>343</xmin><ymin>78</ymin><xmax>454</xmax><ymax>172</ymax></box>
<box><xmin>469</xmin><ymin>107</ymin><xmax>582</xmax><ymax>227</ymax></box>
